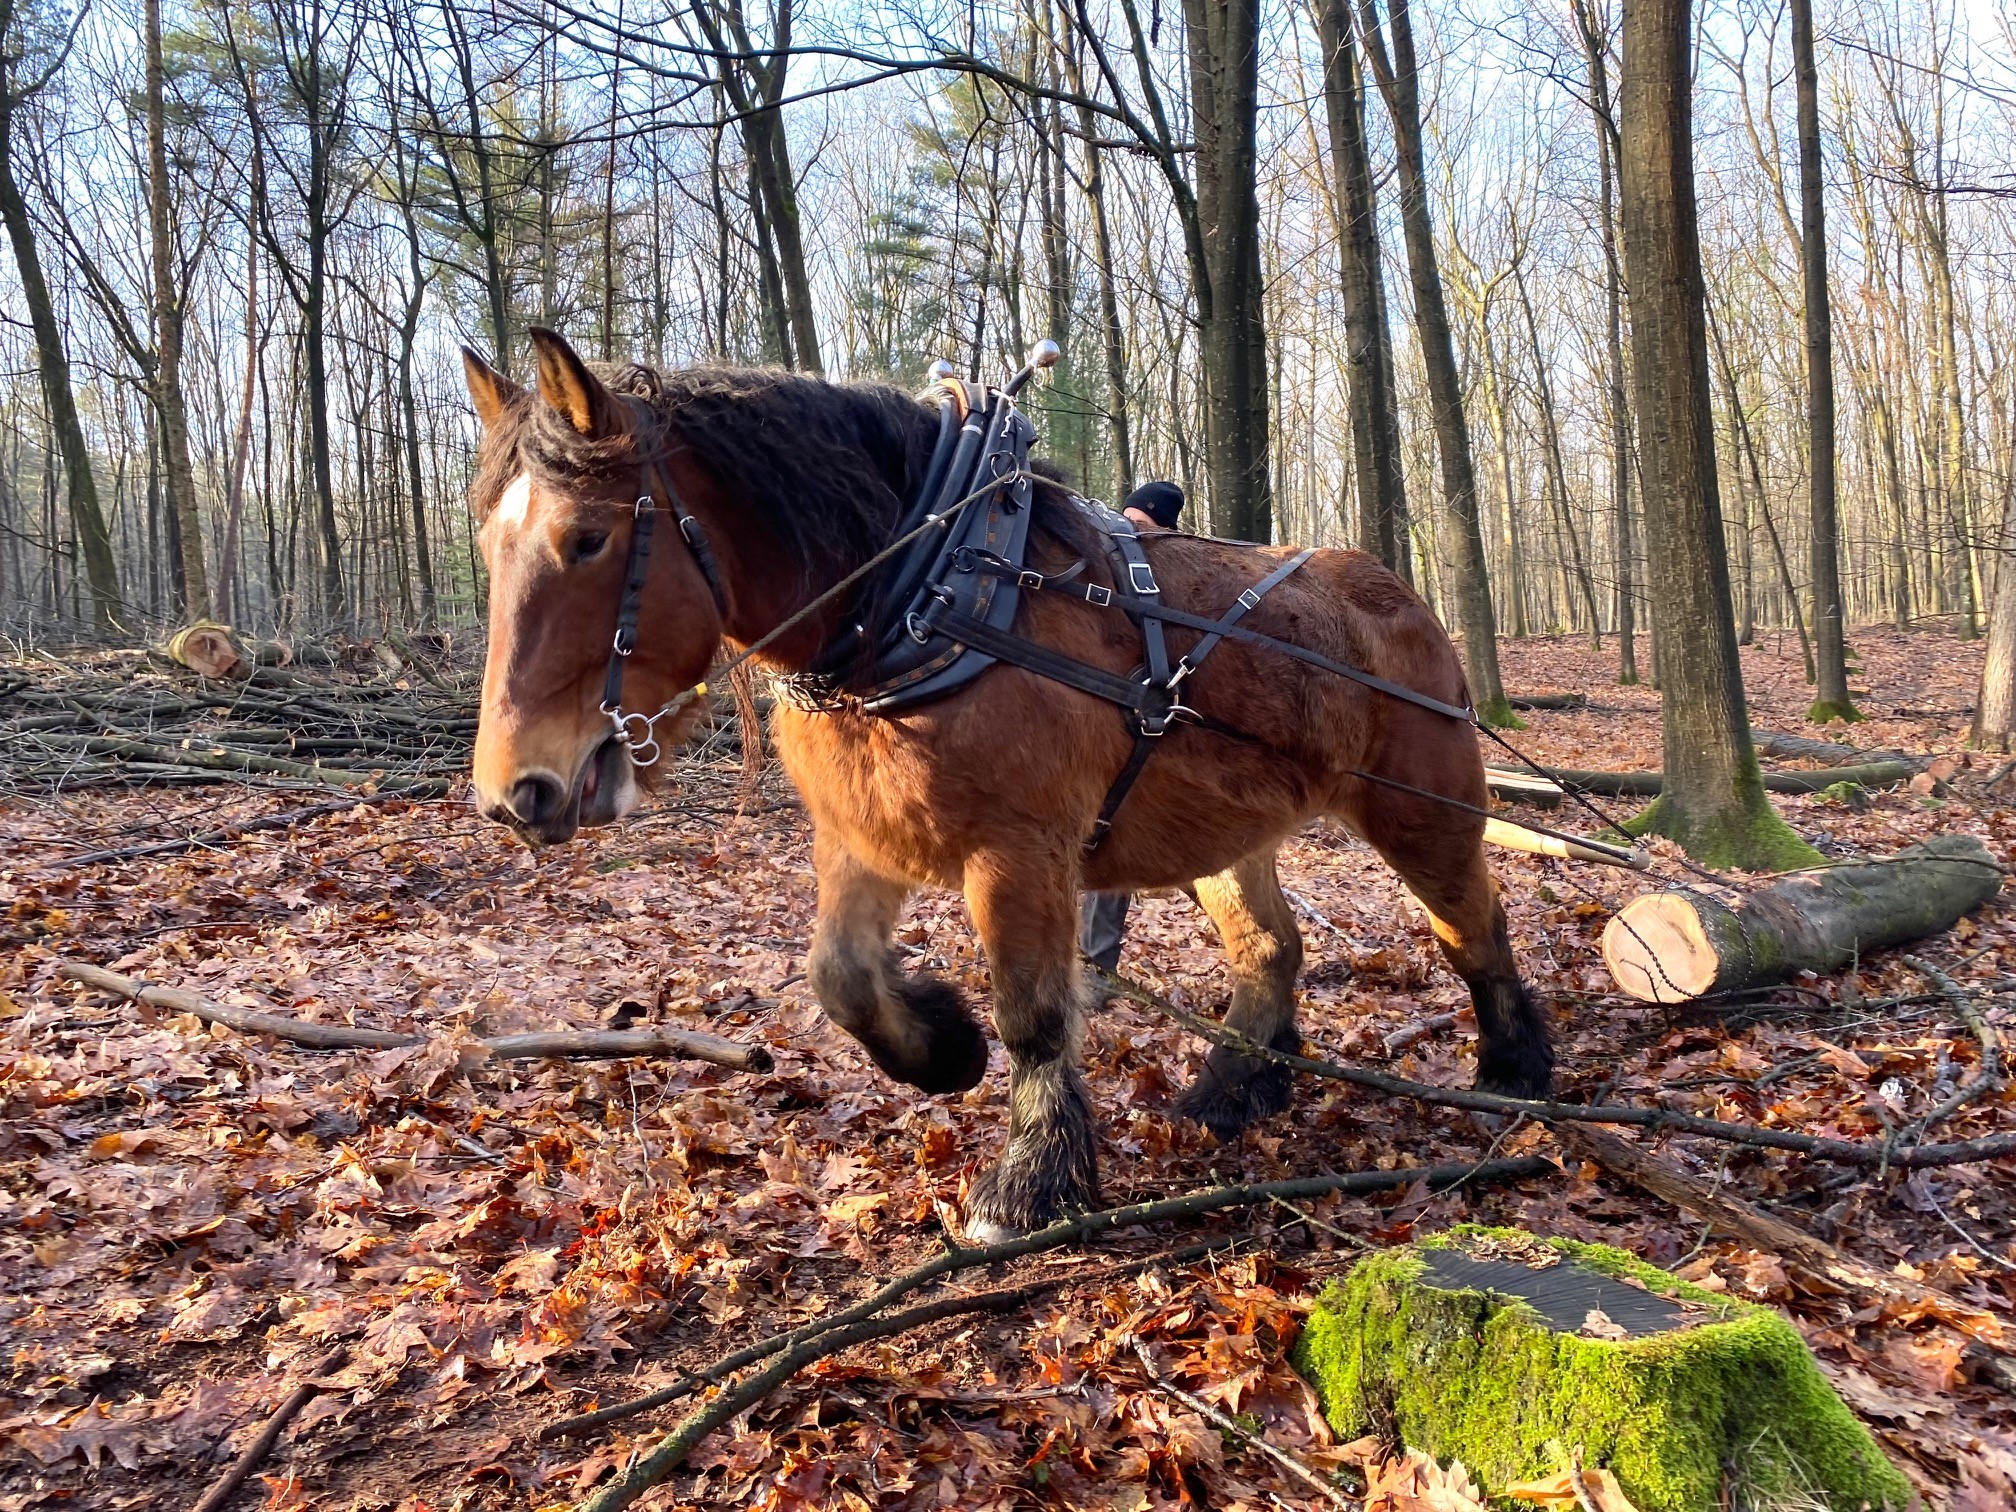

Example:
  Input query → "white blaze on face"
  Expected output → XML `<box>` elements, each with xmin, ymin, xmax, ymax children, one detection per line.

<box><xmin>493</xmin><ymin>472</ymin><xmax>533</xmax><ymax>533</ymax></box>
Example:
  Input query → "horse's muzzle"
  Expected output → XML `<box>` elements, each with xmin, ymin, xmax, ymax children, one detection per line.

<box><xmin>481</xmin><ymin>735</ymin><xmax>636</xmax><ymax>846</ymax></box>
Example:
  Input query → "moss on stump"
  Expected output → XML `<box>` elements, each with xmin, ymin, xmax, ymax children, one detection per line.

<box><xmin>1291</xmin><ymin>1228</ymin><xmax>1910</xmax><ymax>1512</ymax></box>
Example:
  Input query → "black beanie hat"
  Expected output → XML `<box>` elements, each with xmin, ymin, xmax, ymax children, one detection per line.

<box><xmin>1123</xmin><ymin>480</ymin><xmax>1185</xmax><ymax>529</ymax></box>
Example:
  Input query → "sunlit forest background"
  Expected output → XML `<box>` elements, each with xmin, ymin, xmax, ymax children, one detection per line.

<box><xmin>0</xmin><ymin>0</ymin><xmax>2010</xmax><ymax>654</ymax></box>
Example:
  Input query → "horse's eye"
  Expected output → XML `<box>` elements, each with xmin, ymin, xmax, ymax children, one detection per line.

<box><xmin>572</xmin><ymin>530</ymin><xmax>610</xmax><ymax>563</ymax></box>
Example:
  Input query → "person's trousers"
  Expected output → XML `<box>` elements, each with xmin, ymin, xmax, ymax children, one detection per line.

<box><xmin>1079</xmin><ymin>891</ymin><xmax>1131</xmax><ymax>973</ymax></box>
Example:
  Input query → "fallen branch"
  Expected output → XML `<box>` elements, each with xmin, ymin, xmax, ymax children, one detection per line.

<box><xmin>43</xmin><ymin>794</ymin><xmax>414</xmax><ymax>871</ymax></box>
<box><xmin>1383</xmin><ymin>1012</ymin><xmax>1458</xmax><ymax>1058</ymax></box>
<box><xmin>1601</xmin><ymin>836</ymin><xmax>2003</xmax><ymax>1002</ymax></box>
<box><xmin>1554</xmin><ymin>1123</ymin><xmax>2009</xmax><ymax>1353</ymax></box>
<box><xmin>189</xmin><ymin>1348</ymin><xmax>347</xmax><ymax>1512</ymax></box>
<box><xmin>1130</xmin><ymin>1338</ymin><xmax>1354</xmax><ymax>1509</ymax></box>
<box><xmin>543</xmin><ymin>1156</ymin><xmax>1552</xmax><ymax>1447</ymax></box>
<box><xmin>1901</xmin><ymin>954</ymin><xmax>2007</xmax><ymax>1143</ymax></box>
<box><xmin>30</xmin><ymin>732</ymin><xmax>449</xmax><ymax>795</ymax></box>
<box><xmin>1095</xmin><ymin>967</ymin><xmax>2016</xmax><ymax>1169</ymax></box>
<box><xmin>1755</xmin><ymin>728</ymin><xmax>1925</xmax><ymax>771</ymax></box>
<box><xmin>1485</xmin><ymin>761</ymin><xmax>1915</xmax><ymax>799</ymax></box>
<box><xmin>1507</xmin><ymin>692</ymin><xmax>1589</xmax><ymax>711</ymax></box>
<box><xmin>55</xmin><ymin>962</ymin><xmax>774</xmax><ymax>1073</ymax></box>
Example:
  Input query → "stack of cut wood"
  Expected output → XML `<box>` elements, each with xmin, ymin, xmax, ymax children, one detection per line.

<box><xmin>0</xmin><ymin>647</ymin><xmax>478</xmax><ymax>798</ymax></box>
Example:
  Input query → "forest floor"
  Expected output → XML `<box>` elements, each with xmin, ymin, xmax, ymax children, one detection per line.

<box><xmin>3</xmin><ymin>626</ymin><xmax>2015</xmax><ymax>1511</ymax></box>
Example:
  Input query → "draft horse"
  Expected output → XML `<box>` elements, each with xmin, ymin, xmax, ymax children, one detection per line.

<box><xmin>464</xmin><ymin>328</ymin><xmax>1552</xmax><ymax>1240</ymax></box>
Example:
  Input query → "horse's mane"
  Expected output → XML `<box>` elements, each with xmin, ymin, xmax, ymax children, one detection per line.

<box><xmin>491</xmin><ymin>362</ymin><xmax>1097</xmax><ymax>578</ymax></box>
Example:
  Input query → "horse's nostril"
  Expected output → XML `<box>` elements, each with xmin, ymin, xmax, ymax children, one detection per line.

<box><xmin>506</xmin><ymin>774</ymin><xmax>566</xmax><ymax>826</ymax></box>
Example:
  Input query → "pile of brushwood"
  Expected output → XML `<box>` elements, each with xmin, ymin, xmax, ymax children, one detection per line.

<box><xmin>0</xmin><ymin>643</ymin><xmax>478</xmax><ymax>801</ymax></box>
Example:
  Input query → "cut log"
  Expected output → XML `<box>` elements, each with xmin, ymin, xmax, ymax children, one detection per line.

<box><xmin>1508</xmin><ymin>692</ymin><xmax>1589</xmax><ymax>711</ymax></box>
<box><xmin>55</xmin><ymin>961</ymin><xmax>774</xmax><ymax>1073</ymax></box>
<box><xmin>161</xmin><ymin>621</ymin><xmax>247</xmax><ymax>679</ymax></box>
<box><xmin>1292</xmin><ymin>1227</ymin><xmax>1910</xmax><ymax>1512</ymax></box>
<box><xmin>1487</xmin><ymin>761</ymin><xmax>1915</xmax><ymax>799</ymax></box>
<box><xmin>1601</xmin><ymin>834</ymin><xmax>2002</xmax><ymax>1002</ymax></box>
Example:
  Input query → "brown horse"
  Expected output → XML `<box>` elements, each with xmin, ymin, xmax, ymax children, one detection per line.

<box><xmin>464</xmin><ymin>328</ymin><xmax>1551</xmax><ymax>1240</ymax></box>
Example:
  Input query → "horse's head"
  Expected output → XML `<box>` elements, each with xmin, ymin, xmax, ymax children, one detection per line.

<box><xmin>464</xmin><ymin>328</ymin><xmax>721</xmax><ymax>846</ymax></box>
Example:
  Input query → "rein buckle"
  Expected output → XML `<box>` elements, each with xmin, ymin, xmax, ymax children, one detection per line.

<box><xmin>1017</xmin><ymin>569</ymin><xmax>1044</xmax><ymax>591</ymax></box>
<box><xmin>1086</xmin><ymin>583</ymin><xmax>1113</xmax><ymax>607</ymax></box>
<box><xmin>1127</xmin><ymin>562</ymin><xmax>1160</xmax><ymax>596</ymax></box>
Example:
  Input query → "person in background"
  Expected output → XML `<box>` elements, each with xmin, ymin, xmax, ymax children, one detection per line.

<box><xmin>1081</xmin><ymin>481</ymin><xmax>1186</xmax><ymax>974</ymax></box>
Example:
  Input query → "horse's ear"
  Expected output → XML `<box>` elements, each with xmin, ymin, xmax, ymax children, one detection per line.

<box><xmin>461</xmin><ymin>347</ymin><xmax>520</xmax><ymax>428</ymax></box>
<box><xmin>528</xmin><ymin>326</ymin><xmax>616</xmax><ymax>438</ymax></box>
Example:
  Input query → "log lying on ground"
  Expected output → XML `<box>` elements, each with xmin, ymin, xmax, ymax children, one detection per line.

<box><xmin>55</xmin><ymin>962</ymin><xmax>773</xmax><ymax>1073</ymax></box>
<box><xmin>1507</xmin><ymin>691</ymin><xmax>1589</xmax><ymax>711</ymax></box>
<box><xmin>1755</xmin><ymin>728</ymin><xmax>1926</xmax><ymax>771</ymax></box>
<box><xmin>1556</xmin><ymin>1123</ymin><xmax>2010</xmax><ymax>1354</ymax></box>
<box><xmin>1486</xmin><ymin>760</ymin><xmax>1915</xmax><ymax>800</ymax></box>
<box><xmin>1601</xmin><ymin>834</ymin><xmax>2002</xmax><ymax>1002</ymax></box>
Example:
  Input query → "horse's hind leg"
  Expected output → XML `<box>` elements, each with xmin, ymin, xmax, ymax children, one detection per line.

<box><xmin>806</xmin><ymin>829</ymin><xmax>989</xmax><ymax>1094</ymax></box>
<box><xmin>1356</xmin><ymin>807</ymin><xmax>1554</xmax><ymax>1097</ymax></box>
<box><xmin>962</xmin><ymin>842</ymin><xmax>1100</xmax><ymax>1241</ymax></box>
<box><xmin>1176</xmin><ymin>849</ymin><xmax>1304</xmax><ymax>1140</ymax></box>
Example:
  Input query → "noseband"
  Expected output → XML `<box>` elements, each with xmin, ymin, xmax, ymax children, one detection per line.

<box><xmin>597</xmin><ymin>430</ymin><xmax>726</xmax><ymax>768</ymax></box>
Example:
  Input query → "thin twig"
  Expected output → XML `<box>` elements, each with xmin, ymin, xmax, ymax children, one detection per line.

<box><xmin>1129</xmin><ymin>1338</ymin><xmax>1357</xmax><ymax>1510</ymax></box>
<box><xmin>1901</xmin><ymin>953</ymin><xmax>2006</xmax><ymax>1141</ymax></box>
<box><xmin>1094</xmin><ymin>966</ymin><xmax>2016</xmax><ymax>1169</ymax></box>
<box><xmin>542</xmin><ymin>1157</ymin><xmax>1553</xmax><ymax>1450</ymax></box>
<box><xmin>189</xmin><ymin>1348</ymin><xmax>347</xmax><ymax>1512</ymax></box>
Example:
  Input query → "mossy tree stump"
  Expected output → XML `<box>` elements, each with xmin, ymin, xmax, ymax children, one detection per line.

<box><xmin>1292</xmin><ymin>1228</ymin><xmax>1911</xmax><ymax>1512</ymax></box>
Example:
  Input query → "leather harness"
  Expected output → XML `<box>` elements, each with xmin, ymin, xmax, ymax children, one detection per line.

<box><xmin>595</xmin><ymin>378</ymin><xmax>1476</xmax><ymax>849</ymax></box>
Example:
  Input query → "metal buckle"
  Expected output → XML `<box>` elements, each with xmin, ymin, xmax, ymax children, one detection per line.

<box><xmin>1128</xmin><ymin>562</ymin><xmax>1159</xmax><ymax>596</ymax></box>
<box><xmin>634</xmin><ymin>494</ymin><xmax>653</xmax><ymax>518</ymax></box>
<box><xmin>1237</xmin><ymin>587</ymin><xmax>1261</xmax><ymax>611</ymax></box>
<box><xmin>678</xmin><ymin>513</ymin><xmax>704</xmax><ymax>547</ymax></box>
<box><xmin>612</xmin><ymin>627</ymin><xmax>636</xmax><ymax>657</ymax></box>
<box><xmin>1086</xmin><ymin>583</ymin><xmax>1113</xmax><ymax>607</ymax></box>
<box><xmin>1017</xmin><ymin>569</ymin><xmax>1043</xmax><ymax>590</ymax></box>
<box><xmin>906</xmin><ymin>611</ymin><xmax>935</xmax><ymax>645</ymax></box>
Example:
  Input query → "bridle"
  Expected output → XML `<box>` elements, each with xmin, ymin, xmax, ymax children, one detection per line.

<box><xmin>596</xmin><ymin>432</ymin><xmax>726</xmax><ymax>769</ymax></box>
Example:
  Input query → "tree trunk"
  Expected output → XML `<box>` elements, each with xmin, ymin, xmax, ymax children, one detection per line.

<box><xmin>1316</xmin><ymin>0</ymin><xmax>1407</xmax><ymax>575</ymax></box>
<box><xmin>145</xmin><ymin>0</ymin><xmax>209</xmax><ymax>622</ymax></box>
<box><xmin>0</xmin><ymin>47</ymin><xmax>120</xmax><ymax>627</ymax></box>
<box><xmin>1514</xmin><ymin>256</ymin><xmax>1601</xmax><ymax>649</ymax></box>
<box><xmin>216</xmin><ymin>230</ymin><xmax>260</xmax><ymax>627</ymax></box>
<box><xmin>1183</xmin><ymin>0</ymin><xmax>1272</xmax><ymax>542</ymax></box>
<box><xmin>1574</xmin><ymin>0</ymin><xmax>1637</xmax><ymax>682</ymax></box>
<box><xmin>1973</xmin><ymin>474</ymin><xmax>2016</xmax><ymax>747</ymax></box>
<box><xmin>1602</xmin><ymin>835</ymin><xmax>1999</xmax><ymax>1001</ymax></box>
<box><xmin>1618</xmin><ymin>0</ymin><xmax>1815</xmax><ymax>871</ymax></box>
<box><xmin>1359</xmin><ymin>0</ymin><xmax>1508</xmax><ymax>721</ymax></box>
<box><xmin>1790</xmin><ymin>0</ymin><xmax>1855</xmax><ymax>723</ymax></box>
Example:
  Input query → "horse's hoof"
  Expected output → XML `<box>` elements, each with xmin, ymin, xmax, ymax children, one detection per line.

<box><xmin>1473</xmin><ymin>1055</ymin><xmax>1553</xmax><ymax>1101</ymax></box>
<box><xmin>963</xmin><ymin>1217</ymin><xmax>1024</xmax><ymax>1246</ymax></box>
<box><xmin>889</xmin><ymin>973</ymin><xmax>991</xmax><ymax>1094</ymax></box>
<box><xmin>1175</xmin><ymin>1039</ymin><xmax>1297</xmax><ymax>1139</ymax></box>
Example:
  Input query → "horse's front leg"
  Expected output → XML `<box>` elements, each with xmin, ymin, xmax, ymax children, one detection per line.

<box><xmin>962</xmin><ymin>843</ymin><xmax>1101</xmax><ymax>1242</ymax></box>
<box><xmin>806</xmin><ymin>829</ymin><xmax>989</xmax><ymax>1094</ymax></box>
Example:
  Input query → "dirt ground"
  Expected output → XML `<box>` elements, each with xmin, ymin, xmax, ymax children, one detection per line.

<box><xmin>3</xmin><ymin>627</ymin><xmax>2013</xmax><ymax>1510</ymax></box>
